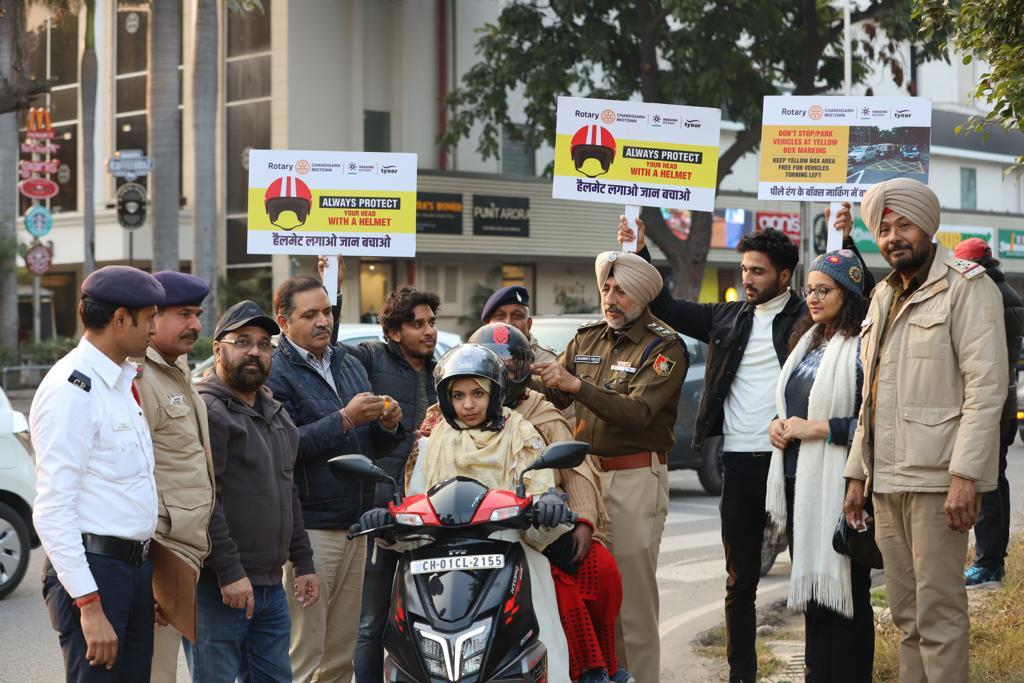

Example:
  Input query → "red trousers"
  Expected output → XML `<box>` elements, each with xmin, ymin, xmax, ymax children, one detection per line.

<box><xmin>551</xmin><ymin>541</ymin><xmax>623</xmax><ymax>679</ymax></box>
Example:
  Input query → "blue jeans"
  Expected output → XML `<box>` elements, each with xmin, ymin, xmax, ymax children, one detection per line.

<box><xmin>183</xmin><ymin>577</ymin><xmax>292</xmax><ymax>683</ymax></box>
<box><xmin>354</xmin><ymin>545</ymin><xmax>400</xmax><ymax>683</ymax></box>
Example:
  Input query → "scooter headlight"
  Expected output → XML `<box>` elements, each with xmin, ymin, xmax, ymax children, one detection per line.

<box><xmin>459</xmin><ymin>629</ymin><xmax>489</xmax><ymax>675</ymax></box>
<box><xmin>418</xmin><ymin>635</ymin><xmax>449</xmax><ymax>677</ymax></box>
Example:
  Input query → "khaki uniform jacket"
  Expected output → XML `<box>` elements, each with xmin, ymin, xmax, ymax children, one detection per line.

<box><xmin>541</xmin><ymin>308</ymin><xmax>688</xmax><ymax>456</ymax></box>
<box><xmin>135</xmin><ymin>347</ymin><xmax>215</xmax><ymax>573</ymax></box>
<box><xmin>844</xmin><ymin>246</ymin><xmax>1007</xmax><ymax>494</ymax></box>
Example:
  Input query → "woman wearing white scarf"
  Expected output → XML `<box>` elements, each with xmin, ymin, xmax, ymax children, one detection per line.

<box><xmin>765</xmin><ymin>247</ymin><xmax>875</xmax><ymax>682</ymax></box>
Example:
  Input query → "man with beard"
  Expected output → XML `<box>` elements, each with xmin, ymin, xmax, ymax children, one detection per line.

<box><xmin>134</xmin><ymin>272</ymin><xmax>215</xmax><ymax>682</ymax></box>
<box><xmin>266</xmin><ymin>277</ymin><xmax>404</xmax><ymax>682</ymax></box>
<box><xmin>532</xmin><ymin>251</ymin><xmax>687</xmax><ymax>683</ymax></box>
<box><xmin>32</xmin><ymin>266</ymin><xmax>164</xmax><ymax>682</ymax></box>
<box><xmin>189</xmin><ymin>301</ymin><xmax>319</xmax><ymax>682</ymax></box>
<box><xmin>843</xmin><ymin>179</ymin><xmax>1006</xmax><ymax>682</ymax></box>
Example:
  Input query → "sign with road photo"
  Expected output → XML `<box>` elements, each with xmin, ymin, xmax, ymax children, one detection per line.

<box><xmin>757</xmin><ymin>96</ymin><xmax>931</xmax><ymax>202</ymax></box>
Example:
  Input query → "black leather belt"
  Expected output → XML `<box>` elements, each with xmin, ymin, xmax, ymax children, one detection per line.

<box><xmin>82</xmin><ymin>534</ymin><xmax>150</xmax><ymax>564</ymax></box>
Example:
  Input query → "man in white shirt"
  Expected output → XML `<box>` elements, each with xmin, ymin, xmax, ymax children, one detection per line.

<box><xmin>32</xmin><ymin>266</ymin><xmax>165</xmax><ymax>682</ymax></box>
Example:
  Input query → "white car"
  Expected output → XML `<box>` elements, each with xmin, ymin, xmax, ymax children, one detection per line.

<box><xmin>848</xmin><ymin>146</ymin><xmax>877</xmax><ymax>164</ymax></box>
<box><xmin>0</xmin><ymin>389</ymin><xmax>37</xmax><ymax>599</ymax></box>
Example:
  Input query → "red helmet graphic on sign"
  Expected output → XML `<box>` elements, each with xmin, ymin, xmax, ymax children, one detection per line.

<box><xmin>570</xmin><ymin>125</ymin><xmax>617</xmax><ymax>178</ymax></box>
<box><xmin>264</xmin><ymin>176</ymin><xmax>313</xmax><ymax>230</ymax></box>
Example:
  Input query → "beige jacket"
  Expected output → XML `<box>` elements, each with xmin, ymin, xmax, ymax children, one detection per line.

<box><xmin>844</xmin><ymin>246</ymin><xmax>1007</xmax><ymax>494</ymax></box>
<box><xmin>135</xmin><ymin>347</ymin><xmax>215</xmax><ymax>573</ymax></box>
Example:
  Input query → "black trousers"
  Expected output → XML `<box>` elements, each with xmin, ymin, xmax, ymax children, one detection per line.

<box><xmin>42</xmin><ymin>553</ymin><xmax>154</xmax><ymax>683</ymax></box>
<box><xmin>720</xmin><ymin>451</ymin><xmax>773</xmax><ymax>683</ymax></box>
<box><xmin>803</xmin><ymin>561</ymin><xmax>874</xmax><ymax>682</ymax></box>
<box><xmin>974</xmin><ymin>419</ymin><xmax>1015</xmax><ymax>571</ymax></box>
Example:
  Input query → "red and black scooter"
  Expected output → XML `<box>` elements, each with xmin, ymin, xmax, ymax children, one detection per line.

<box><xmin>329</xmin><ymin>441</ymin><xmax>587</xmax><ymax>683</ymax></box>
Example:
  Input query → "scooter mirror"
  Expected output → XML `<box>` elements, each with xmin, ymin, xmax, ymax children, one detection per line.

<box><xmin>516</xmin><ymin>441</ymin><xmax>589</xmax><ymax>497</ymax></box>
<box><xmin>328</xmin><ymin>454</ymin><xmax>391</xmax><ymax>482</ymax></box>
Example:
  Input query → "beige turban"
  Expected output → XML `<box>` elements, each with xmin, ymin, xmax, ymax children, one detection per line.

<box><xmin>861</xmin><ymin>178</ymin><xmax>940</xmax><ymax>239</ymax></box>
<box><xmin>595</xmin><ymin>251</ymin><xmax>663</xmax><ymax>306</ymax></box>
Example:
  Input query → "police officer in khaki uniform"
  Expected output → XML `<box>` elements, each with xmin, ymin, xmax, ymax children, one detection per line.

<box><xmin>135</xmin><ymin>272</ymin><xmax>216</xmax><ymax>682</ymax></box>
<box><xmin>534</xmin><ymin>251</ymin><xmax>687</xmax><ymax>683</ymax></box>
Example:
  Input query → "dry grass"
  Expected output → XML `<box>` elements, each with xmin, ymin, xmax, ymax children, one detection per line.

<box><xmin>694</xmin><ymin>601</ymin><xmax>787</xmax><ymax>682</ymax></box>
<box><xmin>873</xmin><ymin>535</ymin><xmax>1024</xmax><ymax>682</ymax></box>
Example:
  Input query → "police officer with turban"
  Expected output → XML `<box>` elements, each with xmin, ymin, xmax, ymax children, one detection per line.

<box><xmin>31</xmin><ymin>266</ymin><xmax>166</xmax><ymax>681</ymax></box>
<box><xmin>533</xmin><ymin>251</ymin><xmax>688</xmax><ymax>683</ymax></box>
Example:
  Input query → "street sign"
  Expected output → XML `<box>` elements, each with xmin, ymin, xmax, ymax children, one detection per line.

<box><xmin>18</xmin><ymin>177</ymin><xmax>59</xmax><ymax>199</ymax></box>
<box><xmin>24</xmin><ymin>243</ymin><xmax>52</xmax><ymax>276</ymax></box>
<box><xmin>107</xmin><ymin>149</ymin><xmax>154</xmax><ymax>181</ymax></box>
<box><xmin>116</xmin><ymin>182</ymin><xmax>147</xmax><ymax>230</ymax></box>
<box><xmin>24</xmin><ymin>205</ymin><xmax>53</xmax><ymax>238</ymax></box>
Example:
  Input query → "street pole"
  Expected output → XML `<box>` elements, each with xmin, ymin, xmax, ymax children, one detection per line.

<box><xmin>129</xmin><ymin>231</ymin><xmax>134</xmax><ymax>268</ymax></box>
<box><xmin>844</xmin><ymin>0</ymin><xmax>852</xmax><ymax>95</ymax></box>
<box><xmin>32</xmin><ymin>273</ymin><xmax>41</xmax><ymax>343</ymax></box>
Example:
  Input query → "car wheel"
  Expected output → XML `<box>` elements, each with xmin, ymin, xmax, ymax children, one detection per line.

<box><xmin>697</xmin><ymin>438</ymin><xmax>724</xmax><ymax>496</ymax></box>
<box><xmin>0</xmin><ymin>502</ymin><xmax>31</xmax><ymax>600</ymax></box>
<box><xmin>760</xmin><ymin>524</ymin><xmax>787</xmax><ymax>577</ymax></box>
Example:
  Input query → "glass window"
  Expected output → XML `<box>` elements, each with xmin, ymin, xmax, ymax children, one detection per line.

<box><xmin>359</xmin><ymin>261</ymin><xmax>395</xmax><ymax>320</ymax></box>
<box><xmin>50</xmin><ymin>124</ymin><xmax>78</xmax><ymax>214</ymax></box>
<box><xmin>50</xmin><ymin>86</ymin><xmax>78</xmax><ymax>124</ymax></box>
<box><xmin>960</xmin><ymin>167</ymin><xmax>977</xmax><ymax>210</ymax></box>
<box><xmin>364</xmin><ymin>110</ymin><xmax>391</xmax><ymax>153</ymax></box>
<box><xmin>227</xmin><ymin>55</ymin><xmax>271</xmax><ymax>101</ymax></box>
<box><xmin>227</xmin><ymin>1</ymin><xmax>271</xmax><ymax>57</ymax></box>
<box><xmin>25</xmin><ymin>7</ymin><xmax>47</xmax><ymax>82</ymax></box>
<box><xmin>116</xmin><ymin>74</ymin><xmax>147</xmax><ymax>113</ymax></box>
<box><xmin>116</xmin><ymin>3</ymin><xmax>149</xmax><ymax>74</ymax></box>
<box><xmin>220</xmin><ymin>265</ymin><xmax>273</xmax><ymax>313</ymax></box>
<box><xmin>501</xmin><ymin>124</ymin><xmax>535</xmax><ymax>177</ymax></box>
<box><xmin>501</xmin><ymin>264</ymin><xmax>533</xmax><ymax>290</ymax></box>
<box><xmin>49</xmin><ymin>9</ymin><xmax>79</xmax><ymax>86</ymax></box>
<box><xmin>226</xmin><ymin>100</ymin><xmax>271</xmax><ymax>214</ymax></box>
<box><xmin>226</xmin><ymin>218</ymin><xmax>270</xmax><ymax>266</ymax></box>
<box><xmin>423</xmin><ymin>265</ymin><xmax>459</xmax><ymax>302</ymax></box>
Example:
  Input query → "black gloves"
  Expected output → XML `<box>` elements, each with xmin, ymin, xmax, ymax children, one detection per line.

<box><xmin>532</xmin><ymin>488</ymin><xmax>573</xmax><ymax>528</ymax></box>
<box><xmin>357</xmin><ymin>507</ymin><xmax>393</xmax><ymax>532</ymax></box>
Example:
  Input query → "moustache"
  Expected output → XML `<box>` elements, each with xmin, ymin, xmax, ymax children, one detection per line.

<box><xmin>605</xmin><ymin>306</ymin><xmax>623</xmax><ymax>315</ymax></box>
<box><xmin>313</xmin><ymin>326</ymin><xmax>331</xmax><ymax>336</ymax></box>
<box><xmin>179</xmin><ymin>331</ymin><xmax>199</xmax><ymax>342</ymax></box>
<box><xmin>888</xmin><ymin>242</ymin><xmax>911</xmax><ymax>251</ymax></box>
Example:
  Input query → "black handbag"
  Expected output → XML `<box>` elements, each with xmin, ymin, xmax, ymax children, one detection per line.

<box><xmin>542</xmin><ymin>529</ymin><xmax>580</xmax><ymax>574</ymax></box>
<box><xmin>832</xmin><ymin>498</ymin><xmax>884</xmax><ymax>570</ymax></box>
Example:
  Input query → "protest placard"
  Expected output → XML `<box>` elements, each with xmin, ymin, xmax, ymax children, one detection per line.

<box><xmin>552</xmin><ymin>96</ymin><xmax>721</xmax><ymax>212</ymax></box>
<box><xmin>246</xmin><ymin>149</ymin><xmax>416</xmax><ymax>256</ymax></box>
<box><xmin>758</xmin><ymin>96</ymin><xmax>931</xmax><ymax>201</ymax></box>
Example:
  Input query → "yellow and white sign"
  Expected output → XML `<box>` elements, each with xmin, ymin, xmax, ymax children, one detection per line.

<box><xmin>552</xmin><ymin>96</ymin><xmax>721</xmax><ymax>211</ymax></box>
<box><xmin>246</xmin><ymin>149</ymin><xmax>417</xmax><ymax>256</ymax></box>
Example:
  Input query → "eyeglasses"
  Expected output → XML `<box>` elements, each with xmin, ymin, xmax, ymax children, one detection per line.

<box><xmin>804</xmin><ymin>286</ymin><xmax>836</xmax><ymax>301</ymax></box>
<box><xmin>220</xmin><ymin>337</ymin><xmax>274</xmax><ymax>353</ymax></box>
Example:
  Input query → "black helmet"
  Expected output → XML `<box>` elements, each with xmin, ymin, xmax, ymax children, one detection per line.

<box><xmin>434</xmin><ymin>343</ymin><xmax>508</xmax><ymax>431</ymax></box>
<box><xmin>468</xmin><ymin>323</ymin><xmax>534</xmax><ymax>407</ymax></box>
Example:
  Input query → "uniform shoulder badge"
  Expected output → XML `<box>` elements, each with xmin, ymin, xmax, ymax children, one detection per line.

<box><xmin>947</xmin><ymin>257</ymin><xmax>985</xmax><ymax>280</ymax></box>
<box><xmin>652</xmin><ymin>354</ymin><xmax>676</xmax><ymax>377</ymax></box>
<box><xmin>578</xmin><ymin>319</ymin><xmax>605</xmax><ymax>330</ymax></box>
<box><xmin>67</xmin><ymin>370</ymin><xmax>92</xmax><ymax>392</ymax></box>
<box><xmin>646</xmin><ymin>322</ymin><xmax>677</xmax><ymax>341</ymax></box>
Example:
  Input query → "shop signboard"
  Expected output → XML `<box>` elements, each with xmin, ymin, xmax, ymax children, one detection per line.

<box><xmin>758</xmin><ymin>96</ymin><xmax>931</xmax><ymax>202</ymax></box>
<box><xmin>472</xmin><ymin>195</ymin><xmax>530</xmax><ymax>237</ymax></box>
<box><xmin>755</xmin><ymin>211</ymin><xmax>801</xmax><ymax>245</ymax></box>
<box><xmin>416</xmin><ymin>192</ymin><xmax>463</xmax><ymax>235</ymax></box>
<box><xmin>999</xmin><ymin>229</ymin><xmax>1024</xmax><ymax>260</ymax></box>
<box><xmin>552</xmin><ymin>96</ymin><xmax>721</xmax><ymax>212</ymax></box>
<box><xmin>24</xmin><ymin>243</ymin><xmax>52</xmax><ymax>276</ymax></box>
<box><xmin>246</xmin><ymin>149</ymin><xmax>417</xmax><ymax>257</ymax></box>
<box><xmin>24</xmin><ymin>205</ymin><xmax>53</xmax><ymax>238</ymax></box>
<box><xmin>19</xmin><ymin>177</ymin><xmax>59</xmax><ymax>200</ymax></box>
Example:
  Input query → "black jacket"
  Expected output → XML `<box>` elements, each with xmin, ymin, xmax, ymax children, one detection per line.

<box><xmin>639</xmin><ymin>236</ymin><xmax>874</xmax><ymax>449</ymax></box>
<box><xmin>265</xmin><ymin>337</ymin><xmax>404</xmax><ymax>530</ymax></box>
<box><xmin>347</xmin><ymin>339</ymin><xmax>437</xmax><ymax>504</ymax></box>
<box><xmin>985</xmin><ymin>264</ymin><xmax>1024</xmax><ymax>432</ymax></box>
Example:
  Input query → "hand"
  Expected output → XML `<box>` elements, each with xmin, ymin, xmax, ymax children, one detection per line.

<box><xmin>825</xmin><ymin>202</ymin><xmax>854</xmax><ymax>239</ymax></box>
<box><xmin>358</xmin><ymin>507</ymin><xmax>393</xmax><ymax>532</ymax></box>
<box><xmin>344</xmin><ymin>392</ymin><xmax>385</xmax><ymax>427</ymax></box>
<box><xmin>79</xmin><ymin>599</ymin><xmax>118</xmax><ymax>668</ymax></box>
<box><xmin>154</xmin><ymin>603</ymin><xmax>169</xmax><ymax>627</ymax></box>
<box><xmin>781</xmin><ymin>417</ymin><xmax>829</xmax><ymax>442</ymax></box>
<box><xmin>379</xmin><ymin>395</ymin><xmax>402</xmax><ymax>430</ymax></box>
<box><xmin>531</xmin><ymin>361</ymin><xmax>582</xmax><ymax>393</ymax></box>
<box><xmin>570</xmin><ymin>523</ymin><xmax>594</xmax><ymax>564</ymax></box>
<box><xmin>768</xmin><ymin>419</ymin><xmax>790</xmax><ymax>450</ymax></box>
<box><xmin>843</xmin><ymin>479</ymin><xmax>867</xmax><ymax>530</ymax></box>
<box><xmin>417</xmin><ymin>410</ymin><xmax>444</xmax><ymax>439</ymax></box>
<box><xmin>316</xmin><ymin>255</ymin><xmax>346</xmax><ymax>292</ymax></box>
<box><xmin>293</xmin><ymin>573</ymin><xmax>320</xmax><ymax>609</ymax></box>
<box><xmin>532</xmin><ymin>488</ymin><xmax>573</xmax><ymax>528</ymax></box>
<box><xmin>617</xmin><ymin>215</ymin><xmax>647</xmax><ymax>253</ymax></box>
<box><xmin>220</xmin><ymin>576</ymin><xmax>255</xmax><ymax>619</ymax></box>
<box><xmin>944</xmin><ymin>475</ymin><xmax>978</xmax><ymax>533</ymax></box>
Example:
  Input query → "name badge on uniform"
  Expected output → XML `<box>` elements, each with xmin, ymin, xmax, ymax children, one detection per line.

<box><xmin>113</xmin><ymin>422</ymin><xmax>132</xmax><ymax>432</ymax></box>
<box><xmin>169</xmin><ymin>394</ymin><xmax>186</xmax><ymax>406</ymax></box>
<box><xmin>610</xmin><ymin>364</ymin><xmax>636</xmax><ymax>374</ymax></box>
<box><xmin>574</xmin><ymin>354</ymin><xmax>601</xmax><ymax>364</ymax></box>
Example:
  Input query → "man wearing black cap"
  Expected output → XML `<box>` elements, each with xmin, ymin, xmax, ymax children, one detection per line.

<box><xmin>187</xmin><ymin>301</ymin><xmax>319</xmax><ymax>682</ymax></box>
<box><xmin>481</xmin><ymin>285</ymin><xmax>559</xmax><ymax>365</ymax></box>
<box><xmin>31</xmin><ymin>265</ymin><xmax>165</xmax><ymax>681</ymax></box>
<box><xmin>134</xmin><ymin>272</ymin><xmax>215</xmax><ymax>682</ymax></box>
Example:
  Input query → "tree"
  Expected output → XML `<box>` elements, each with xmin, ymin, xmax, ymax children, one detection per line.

<box><xmin>915</xmin><ymin>0</ymin><xmax>1024</xmax><ymax>170</ymax></box>
<box><xmin>149</xmin><ymin>0</ymin><xmax>182</xmax><ymax>272</ymax></box>
<box><xmin>443</xmin><ymin>0</ymin><xmax>943</xmax><ymax>297</ymax></box>
<box><xmin>192</xmin><ymin>0</ymin><xmax>217</xmax><ymax>330</ymax></box>
<box><xmin>80</xmin><ymin>0</ymin><xmax>96</xmax><ymax>275</ymax></box>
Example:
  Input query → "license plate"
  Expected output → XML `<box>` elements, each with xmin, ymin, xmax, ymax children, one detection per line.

<box><xmin>409</xmin><ymin>554</ymin><xmax>506</xmax><ymax>575</ymax></box>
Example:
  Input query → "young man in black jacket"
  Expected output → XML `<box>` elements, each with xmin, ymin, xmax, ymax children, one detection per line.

<box><xmin>619</xmin><ymin>208</ymin><xmax>869</xmax><ymax>683</ymax></box>
<box><xmin>954</xmin><ymin>238</ymin><xmax>1024</xmax><ymax>588</ymax></box>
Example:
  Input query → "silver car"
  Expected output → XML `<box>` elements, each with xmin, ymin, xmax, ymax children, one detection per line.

<box><xmin>0</xmin><ymin>389</ymin><xmax>37</xmax><ymax>599</ymax></box>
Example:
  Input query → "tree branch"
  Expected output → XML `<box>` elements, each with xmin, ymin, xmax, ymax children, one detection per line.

<box><xmin>717</xmin><ymin>124</ymin><xmax>763</xmax><ymax>186</ymax></box>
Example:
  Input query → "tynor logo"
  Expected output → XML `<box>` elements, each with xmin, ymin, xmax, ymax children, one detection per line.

<box><xmin>576</xmin><ymin>110</ymin><xmax>600</xmax><ymax>121</ymax></box>
<box><xmin>684</xmin><ymin>118</ymin><xmax>702</xmax><ymax>129</ymax></box>
<box><xmin>380</xmin><ymin>165</ymin><xmax>399</xmax><ymax>175</ymax></box>
<box><xmin>600</xmin><ymin>109</ymin><xmax>616</xmax><ymax>124</ymax></box>
<box><xmin>894</xmin><ymin>109</ymin><xmax>912</xmax><ymax>120</ymax></box>
<box><xmin>808</xmin><ymin>105</ymin><xmax>824</xmax><ymax>121</ymax></box>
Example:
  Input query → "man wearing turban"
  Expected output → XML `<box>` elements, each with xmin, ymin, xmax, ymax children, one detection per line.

<box><xmin>843</xmin><ymin>178</ymin><xmax>1007</xmax><ymax>682</ymax></box>
<box><xmin>532</xmin><ymin>251</ymin><xmax>688</xmax><ymax>683</ymax></box>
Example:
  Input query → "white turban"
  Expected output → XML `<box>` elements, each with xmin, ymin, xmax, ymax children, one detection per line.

<box><xmin>594</xmin><ymin>251</ymin><xmax>663</xmax><ymax>306</ymax></box>
<box><xmin>861</xmin><ymin>178</ymin><xmax>940</xmax><ymax>239</ymax></box>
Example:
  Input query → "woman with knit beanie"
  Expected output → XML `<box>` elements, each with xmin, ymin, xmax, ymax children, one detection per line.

<box><xmin>766</xmin><ymin>246</ymin><xmax>874</xmax><ymax>682</ymax></box>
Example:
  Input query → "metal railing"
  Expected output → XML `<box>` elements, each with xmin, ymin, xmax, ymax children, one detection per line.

<box><xmin>1</xmin><ymin>364</ymin><xmax>53</xmax><ymax>391</ymax></box>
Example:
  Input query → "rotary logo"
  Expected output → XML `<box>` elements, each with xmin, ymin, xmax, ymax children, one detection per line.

<box><xmin>600</xmin><ymin>109</ymin><xmax>616</xmax><ymax>124</ymax></box>
<box><xmin>808</xmin><ymin>105</ymin><xmax>824</xmax><ymax>121</ymax></box>
<box><xmin>295</xmin><ymin>159</ymin><xmax>310</xmax><ymax>175</ymax></box>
